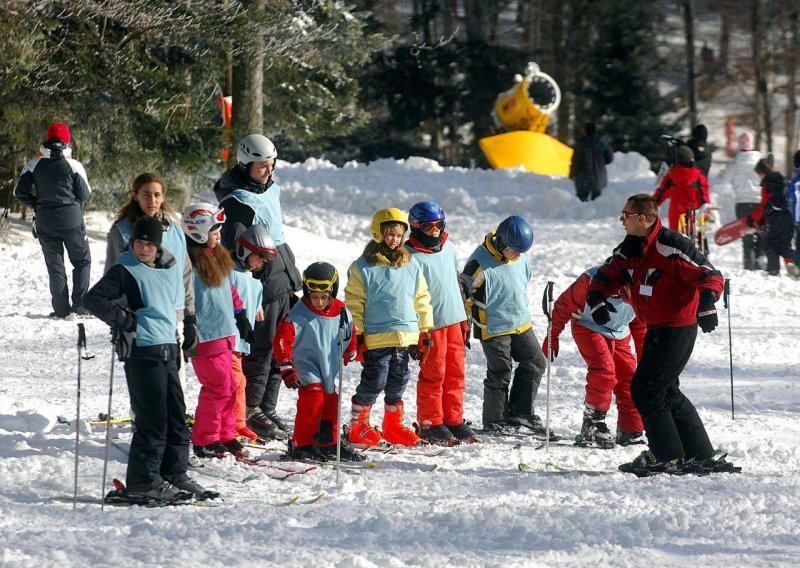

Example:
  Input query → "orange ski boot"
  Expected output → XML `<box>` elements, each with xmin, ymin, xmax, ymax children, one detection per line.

<box><xmin>382</xmin><ymin>401</ymin><xmax>422</xmax><ymax>447</ymax></box>
<box><xmin>348</xmin><ymin>397</ymin><xmax>385</xmax><ymax>448</ymax></box>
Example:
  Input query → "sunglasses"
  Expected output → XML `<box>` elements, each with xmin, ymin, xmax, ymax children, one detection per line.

<box><xmin>619</xmin><ymin>211</ymin><xmax>641</xmax><ymax>221</ymax></box>
<box><xmin>304</xmin><ymin>276</ymin><xmax>337</xmax><ymax>292</ymax></box>
<box><xmin>419</xmin><ymin>220</ymin><xmax>443</xmax><ymax>232</ymax></box>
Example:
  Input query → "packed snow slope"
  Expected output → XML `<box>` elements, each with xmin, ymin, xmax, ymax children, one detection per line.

<box><xmin>1</xmin><ymin>153</ymin><xmax>799</xmax><ymax>568</ymax></box>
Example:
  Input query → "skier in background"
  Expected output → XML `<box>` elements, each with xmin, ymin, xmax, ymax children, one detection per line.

<box><xmin>14</xmin><ymin>122</ymin><xmax>92</xmax><ymax>318</ymax></box>
<box><xmin>569</xmin><ymin>122</ymin><xmax>613</xmax><ymax>202</ymax></box>
<box><xmin>686</xmin><ymin>123</ymin><xmax>712</xmax><ymax>178</ymax></box>
<box><xmin>545</xmin><ymin>266</ymin><xmax>645</xmax><ymax>449</ymax></box>
<box><xmin>717</xmin><ymin>132</ymin><xmax>764</xmax><ymax>270</ymax></box>
<box><xmin>788</xmin><ymin>150</ymin><xmax>800</xmax><ymax>257</ymax></box>
<box><xmin>214</xmin><ymin>134</ymin><xmax>302</xmax><ymax>440</ymax></box>
<box><xmin>587</xmin><ymin>194</ymin><xmax>730</xmax><ymax>476</ymax></box>
<box><xmin>653</xmin><ymin>145</ymin><xmax>711</xmax><ymax>232</ymax></box>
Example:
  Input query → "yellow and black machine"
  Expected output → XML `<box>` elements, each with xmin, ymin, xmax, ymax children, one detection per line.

<box><xmin>478</xmin><ymin>62</ymin><xmax>573</xmax><ymax>176</ymax></box>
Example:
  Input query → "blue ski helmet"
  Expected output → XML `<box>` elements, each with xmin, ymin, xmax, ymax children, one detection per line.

<box><xmin>495</xmin><ymin>215</ymin><xmax>534</xmax><ymax>253</ymax></box>
<box><xmin>409</xmin><ymin>201</ymin><xmax>446</xmax><ymax>231</ymax></box>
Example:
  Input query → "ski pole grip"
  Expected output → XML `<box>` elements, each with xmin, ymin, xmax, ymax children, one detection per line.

<box><xmin>723</xmin><ymin>278</ymin><xmax>730</xmax><ymax>310</ymax></box>
<box><xmin>339</xmin><ymin>306</ymin><xmax>348</xmax><ymax>329</ymax></box>
<box><xmin>541</xmin><ymin>281</ymin><xmax>554</xmax><ymax>320</ymax></box>
<box><xmin>78</xmin><ymin>323</ymin><xmax>87</xmax><ymax>349</ymax></box>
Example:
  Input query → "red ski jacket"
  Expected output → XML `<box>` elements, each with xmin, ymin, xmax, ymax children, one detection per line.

<box><xmin>653</xmin><ymin>164</ymin><xmax>710</xmax><ymax>230</ymax></box>
<box><xmin>587</xmin><ymin>218</ymin><xmax>724</xmax><ymax>329</ymax></box>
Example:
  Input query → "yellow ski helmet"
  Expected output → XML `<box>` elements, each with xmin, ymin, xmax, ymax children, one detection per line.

<box><xmin>371</xmin><ymin>208</ymin><xmax>409</xmax><ymax>243</ymax></box>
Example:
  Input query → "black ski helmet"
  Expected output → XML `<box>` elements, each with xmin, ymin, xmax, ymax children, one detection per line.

<box><xmin>302</xmin><ymin>262</ymin><xmax>339</xmax><ymax>298</ymax></box>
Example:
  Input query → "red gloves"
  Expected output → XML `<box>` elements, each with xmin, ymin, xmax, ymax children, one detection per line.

<box><xmin>542</xmin><ymin>337</ymin><xmax>559</xmax><ymax>362</ymax></box>
<box><xmin>355</xmin><ymin>335</ymin><xmax>367</xmax><ymax>363</ymax></box>
<box><xmin>460</xmin><ymin>320</ymin><xmax>471</xmax><ymax>349</ymax></box>
<box><xmin>409</xmin><ymin>332</ymin><xmax>433</xmax><ymax>363</ymax></box>
<box><xmin>279</xmin><ymin>363</ymin><xmax>300</xmax><ymax>389</ymax></box>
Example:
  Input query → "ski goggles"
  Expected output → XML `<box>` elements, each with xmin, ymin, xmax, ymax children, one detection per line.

<box><xmin>414</xmin><ymin>220</ymin><xmax>443</xmax><ymax>233</ymax></box>
<box><xmin>238</xmin><ymin>238</ymin><xmax>279</xmax><ymax>261</ymax></box>
<box><xmin>304</xmin><ymin>275</ymin><xmax>338</xmax><ymax>292</ymax></box>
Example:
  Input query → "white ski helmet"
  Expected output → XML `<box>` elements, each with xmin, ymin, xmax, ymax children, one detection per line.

<box><xmin>237</xmin><ymin>134</ymin><xmax>277</xmax><ymax>165</ymax></box>
<box><xmin>235</xmin><ymin>225</ymin><xmax>278</xmax><ymax>265</ymax></box>
<box><xmin>181</xmin><ymin>203</ymin><xmax>226</xmax><ymax>244</ymax></box>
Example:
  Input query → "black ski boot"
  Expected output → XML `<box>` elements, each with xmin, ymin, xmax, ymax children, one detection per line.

<box><xmin>265</xmin><ymin>411</ymin><xmax>291</xmax><ymax>435</ymax></box>
<box><xmin>575</xmin><ymin>404</ymin><xmax>615</xmax><ymax>449</ymax></box>
<box><xmin>447</xmin><ymin>422</ymin><xmax>480</xmax><ymax>444</ymax></box>
<box><xmin>287</xmin><ymin>440</ymin><xmax>328</xmax><ymax>462</ymax></box>
<box><xmin>507</xmin><ymin>413</ymin><xmax>560</xmax><ymax>441</ymax></box>
<box><xmin>167</xmin><ymin>473</ymin><xmax>220</xmax><ymax>500</ymax></box>
<box><xmin>319</xmin><ymin>440</ymin><xmax>367</xmax><ymax>462</ymax></box>
<box><xmin>246</xmin><ymin>407</ymin><xmax>287</xmax><ymax>440</ymax></box>
<box><xmin>193</xmin><ymin>441</ymin><xmax>228</xmax><ymax>459</ymax></box>
<box><xmin>615</xmin><ymin>426</ymin><xmax>645</xmax><ymax>447</ymax></box>
<box><xmin>618</xmin><ymin>450</ymin><xmax>681</xmax><ymax>477</ymax></box>
<box><xmin>418</xmin><ymin>424</ymin><xmax>459</xmax><ymax>446</ymax></box>
<box><xmin>222</xmin><ymin>437</ymin><xmax>249</xmax><ymax>458</ymax></box>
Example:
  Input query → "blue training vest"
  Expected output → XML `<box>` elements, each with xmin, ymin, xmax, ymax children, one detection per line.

<box><xmin>467</xmin><ymin>246</ymin><xmax>531</xmax><ymax>336</ymax></box>
<box><xmin>219</xmin><ymin>187</ymin><xmax>286</xmax><ymax>245</ymax></box>
<box><xmin>117</xmin><ymin>217</ymin><xmax>187</xmax><ymax>287</ymax></box>
<box><xmin>575</xmin><ymin>266</ymin><xmax>635</xmax><ymax>340</ymax></box>
<box><xmin>193</xmin><ymin>271</ymin><xmax>238</xmax><ymax>343</ymax></box>
<box><xmin>406</xmin><ymin>241</ymin><xmax>466</xmax><ymax>330</ymax></box>
<box><xmin>356</xmin><ymin>256</ymin><xmax>421</xmax><ymax>335</ymax></box>
<box><xmin>290</xmin><ymin>301</ymin><xmax>354</xmax><ymax>393</ymax></box>
<box><xmin>115</xmin><ymin>251</ymin><xmax>182</xmax><ymax>346</ymax></box>
<box><xmin>230</xmin><ymin>267</ymin><xmax>263</xmax><ymax>354</ymax></box>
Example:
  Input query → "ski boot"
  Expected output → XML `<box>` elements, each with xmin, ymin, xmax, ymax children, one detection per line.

<box><xmin>574</xmin><ymin>404</ymin><xmax>615</xmax><ymax>449</ymax></box>
<box><xmin>618</xmin><ymin>450</ymin><xmax>680</xmax><ymax>477</ymax></box>
<box><xmin>615</xmin><ymin>426</ymin><xmax>645</xmax><ymax>447</ymax></box>
<box><xmin>166</xmin><ymin>473</ymin><xmax>220</xmax><ymax>500</ymax></box>
<box><xmin>319</xmin><ymin>439</ymin><xmax>367</xmax><ymax>462</ymax></box>
<box><xmin>192</xmin><ymin>441</ymin><xmax>228</xmax><ymax>459</ymax></box>
<box><xmin>222</xmin><ymin>437</ymin><xmax>250</xmax><ymax>458</ymax></box>
<box><xmin>418</xmin><ymin>423</ymin><xmax>459</xmax><ymax>446</ymax></box>
<box><xmin>246</xmin><ymin>407</ymin><xmax>287</xmax><ymax>441</ymax></box>
<box><xmin>265</xmin><ymin>411</ymin><xmax>291</xmax><ymax>435</ymax></box>
<box><xmin>382</xmin><ymin>401</ymin><xmax>422</xmax><ymax>447</ymax></box>
<box><xmin>446</xmin><ymin>422</ymin><xmax>480</xmax><ymax>444</ymax></box>
<box><xmin>287</xmin><ymin>440</ymin><xmax>328</xmax><ymax>462</ymax></box>
<box><xmin>348</xmin><ymin>397</ymin><xmax>386</xmax><ymax>448</ymax></box>
<box><xmin>508</xmin><ymin>413</ymin><xmax>560</xmax><ymax>441</ymax></box>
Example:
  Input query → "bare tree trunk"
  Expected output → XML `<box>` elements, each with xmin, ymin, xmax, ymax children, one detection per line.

<box><xmin>463</xmin><ymin>0</ymin><xmax>486</xmax><ymax>43</ymax></box>
<box><xmin>718</xmin><ymin>4</ymin><xmax>731</xmax><ymax>76</ymax></box>
<box><xmin>683</xmin><ymin>0</ymin><xmax>697</xmax><ymax>126</ymax></box>
<box><xmin>441</xmin><ymin>0</ymin><xmax>454</xmax><ymax>38</ymax></box>
<box><xmin>752</xmin><ymin>0</ymin><xmax>772</xmax><ymax>152</ymax></box>
<box><xmin>524</xmin><ymin>0</ymin><xmax>542</xmax><ymax>54</ymax></box>
<box><xmin>785</xmin><ymin>6</ymin><xmax>798</xmax><ymax>169</ymax></box>
<box><xmin>230</xmin><ymin>0</ymin><xmax>266</xmax><ymax>166</ymax></box>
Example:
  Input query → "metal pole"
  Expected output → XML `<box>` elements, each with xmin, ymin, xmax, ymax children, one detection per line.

<box><xmin>100</xmin><ymin>340</ymin><xmax>116</xmax><ymax>510</ymax></box>
<box><xmin>335</xmin><ymin>307</ymin><xmax>348</xmax><ymax>488</ymax></box>
<box><xmin>541</xmin><ymin>282</ymin><xmax>555</xmax><ymax>452</ymax></box>
<box><xmin>73</xmin><ymin>324</ymin><xmax>86</xmax><ymax>509</ymax></box>
<box><xmin>724</xmin><ymin>278</ymin><xmax>734</xmax><ymax>419</ymax></box>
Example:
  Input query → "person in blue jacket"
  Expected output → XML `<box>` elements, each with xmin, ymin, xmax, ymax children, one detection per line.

<box><xmin>84</xmin><ymin>216</ymin><xmax>211</xmax><ymax>502</ymax></box>
<box><xmin>788</xmin><ymin>150</ymin><xmax>800</xmax><ymax>257</ymax></box>
<box><xmin>460</xmin><ymin>215</ymin><xmax>551</xmax><ymax>437</ymax></box>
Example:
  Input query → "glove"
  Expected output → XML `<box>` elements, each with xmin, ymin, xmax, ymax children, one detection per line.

<box><xmin>697</xmin><ymin>290</ymin><xmax>718</xmax><ymax>333</ymax></box>
<box><xmin>746</xmin><ymin>214</ymin><xmax>756</xmax><ymax>228</ymax></box>
<box><xmin>343</xmin><ymin>343</ymin><xmax>357</xmax><ymax>366</ymax></box>
<box><xmin>235</xmin><ymin>310</ymin><xmax>254</xmax><ymax>343</ymax></box>
<box><xmin>410</xmin><ymin>332</ymin><xmax>434</xmax><ymax>363</ymax></box>
<box><xmin>182</xmin><ymin>314</ymin><xmax>198</xmax><ymax>354</ymax></box>
<box><xmin>542</xmin><ymin>336</ymin><xmax>559</xmax><ymax>362</ymax></box>
<box><xmin>460</xmin><ymin>320</ymin><xmax>471</xmax><ymax>349</ymax></box>
<box><xmin>114</xmin><ymin>306</ymin><xmax>137</xmax><ymax>333</ymax></box>
<box><xmin>279</xmin><ymin>363</ymin><xmax>300</xmax><ymax>389</ymax></box>
<box><xmin>355</xmin><ymin>335</ymin><xmax>366</xmax><ymax>363</ymax></box>
<box><xmin>587</xmin><ymin>290</ymin><xmax>616</xmax><ymax>326</ymax></box>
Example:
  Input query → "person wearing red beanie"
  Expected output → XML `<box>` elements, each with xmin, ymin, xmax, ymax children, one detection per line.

<box><xmin>45</xmin><ymin>122</ymin><xmax>71</xmax><ymax>145</ymax></box>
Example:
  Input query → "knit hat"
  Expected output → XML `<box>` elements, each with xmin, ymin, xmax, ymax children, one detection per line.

<box><xmin>691</xmin><ymin>124</ymin><xmax>708</xmax><ymax>141</ymax></box>
<box><xmin>738</xmin><ymin>132</ymin><xmax>754</xmax><ymax>151</ymax></box>
<box><xmin>132</xmin><ymin>216</ymin><xmax>163</xmax><ymax>248</ymax></box>
<box><xmin>676</xmin><ymin>145</ymin><xmax>694</xmax><ymax>166</ymax></box>
<box><xmin>45</xmin><ymin>122</ymin><xmax>71</xmax><ymax>144</ymax></box>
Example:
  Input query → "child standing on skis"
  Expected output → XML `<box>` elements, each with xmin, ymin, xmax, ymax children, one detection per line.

<box><xmin>84</xmin><ymin>216</ymin><xmax>211</xmax><ymax>501</ymax></box>
<box><xmin>274</xmin><ymin>262</ymin><xmax>365</xmax><ymax>461</ymax></box>
<box><xmin>182</xmin><ymin>204</ymin><xmax>254</xmax><ymax>459</ymax></box>
<box><xmin>404</xmin><ymin>202</ymin><xmax>476</xmax><ymax>446</ymax></box>
<box><xmin>345</xmin><ymin>208</ymin><xmax>434</xmax><ymax>448</ymax></box>
<box><xmin>545</xmin><ymin>265</ymin><xmax>646</xmax><ymax>448</ymax></box>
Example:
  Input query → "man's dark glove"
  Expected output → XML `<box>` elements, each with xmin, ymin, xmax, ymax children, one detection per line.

<box><xmin>182</xmin><ymin>314</ymin><xmax>198</xmax><ymax>354</ymax></box>
<box><xmin>235</xmin><ymin>310</ymin><xmax>254</xmax><ymax>343</ymax></box>
<box><xmin>697</xmin><ymin>290</ymin><xmax>718</xmax><ymax>333</ymax></box>
<box><xmin>279</xmin><ymin>363</ymin><xmax>300</xmax><ymax>389</ymax></box>
<box><xmin>587</xmin><ymin>290</ymin><xmax>616</xmax><ymax>326</ymax></box>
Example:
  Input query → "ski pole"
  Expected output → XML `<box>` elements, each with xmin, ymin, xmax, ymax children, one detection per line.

<box><xmin>541</xmin><ymin>282</ymin><xmax>555</xmax><ymax>452</ymax></box>
<box><xmin>724</xmin><ymin>278</ymin><xmax>734</xmax><ymax>420</ymax></box>
<box><xmin>335</xmin><ymin>307</ymin><xmax>348</xmax><ymax>489</ymax></box>
<box><xmin>73</xmin><ymin>323</ymin><xmax>87</xmax><ymax>509</ymax></box>
<box><xmin>100</xmin><ymin>332</ymin><xmax>117</xmax><ymax>510</ymax></box>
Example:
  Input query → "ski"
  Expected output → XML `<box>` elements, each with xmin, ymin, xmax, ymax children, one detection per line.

<box><xmin>277</xmin><ymin>454</ymin><xmax>378</xmax><ymax>470</ymax></box>
<box><xmin>618</xmin><ymin>453</ymin><xmax>741</xmax><ymax>478</ymax></box>
<box><xmin>517</xmin><ymin>462</ymin><xmax>614</xmax><ymax>476</ymax></box>
<box><xmin>275</xmin><ymin>491</ymin><xmax>326</xmax><ymax>506</ymax></box>
<box><xmin>189</xmin><ymin>456</ymin><xmax>262</xmax><ymax>483</ymax></box>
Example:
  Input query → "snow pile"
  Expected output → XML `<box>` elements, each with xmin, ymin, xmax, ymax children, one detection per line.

<box><xmin>1</xmin><ymin>152</ymin><xmax>799</xmax><ymax>567</ymax></box>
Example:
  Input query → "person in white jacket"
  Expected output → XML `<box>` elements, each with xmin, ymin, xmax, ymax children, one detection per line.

<box><xmin>717</xmin><ymin>132</ymin><xmax>764</xmax><ymax>270</ymax></box>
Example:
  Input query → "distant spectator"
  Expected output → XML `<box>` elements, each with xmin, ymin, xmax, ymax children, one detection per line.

<box><xmin>789</xmin><ymin>150</ymin><xmax>800</xmax><ymax>258</ymax></box>
<box><xmin>13</xmin><ymin>122</ymin><xmax>92</xmax><ymax>318</ymax></box>
<box><xmin>749</xmin><ymin>159</ymin><xmax>798</xmax><ymax>278</ymax></box>
<box><xmin>569</xmin><ymin>122</ymin><xmax>613</xmax><ymax>202</ymax></box>
<box><xmin>717</xmin><ymin>132</ymin><xmax>764</xmax><ymax>270</ymax></box>
<box><xmin>653</xmin><ymin>145</ymin><xmax>711</xmax><ymax>232</ymax></box>
<box><xmin>686</xmin><ymin>124</ymin><xmax>712</xmax><ymax>178</ymax></box>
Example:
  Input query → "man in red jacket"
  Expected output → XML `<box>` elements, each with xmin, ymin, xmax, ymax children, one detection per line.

<box><xmin>587</xmin><ymin>194</ymin><xmax>725</xmax><ymax>475</ymax></box>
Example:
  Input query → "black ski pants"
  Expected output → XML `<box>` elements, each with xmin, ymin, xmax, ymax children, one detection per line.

<box><xmin>124</xmin><ymin>348</ymin><xmax>190</xmax><ymax>491</ymax></box>
<box><xmin>735</xmin><ymin>203</ymin><xmax>763</xmax><ymax>270</ymax></box>
<box><xmin>630</xmin><ymin>324</ymin><xmax>714</xmax><ymax>462</ymax></box>
<box><xmin>762</xmin><ymin>210</ymin><xmax>795</xmax><ymax>275</ymax></box>
<box><xmin>37</xmin><ymin>223</ymin><xmax>91</xmax><ymax>315</ymax></box>
<box><xmin>243</xmin><ymin>293</ymin><xmax>291</xmax><ymax>412</ymax></box>
<box><xmin>479</xmin><ymin>328</ymin><xmax>546</xmax><ymax>425</ymax></box>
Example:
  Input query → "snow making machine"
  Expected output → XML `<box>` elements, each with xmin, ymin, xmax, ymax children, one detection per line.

<box><xmin>478</xmin><ymin>62</ymin><xmax>573</xmax><ymax>176</ymax></box>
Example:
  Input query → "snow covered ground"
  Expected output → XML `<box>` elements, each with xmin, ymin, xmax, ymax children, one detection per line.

<box><xmin>1</xmin><ymin>154</ymin><xmax>799</xmax><ymax>567</ymax></box>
